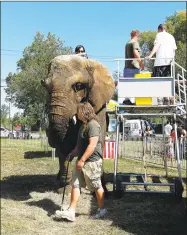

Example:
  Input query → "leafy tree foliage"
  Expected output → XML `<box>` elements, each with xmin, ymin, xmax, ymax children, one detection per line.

<box><xmin>112</xmin><ymin>71</ymin><xmax>121</xmax><ymax>101</ymax></box>
<box><xmin>0</xmin><ymin>104</ymin><xmax>9</xmax><ymax>127</ymax></box>
<box><xmin>166</xmin><ymin>10</ymin><xmax>186</xmax><ymax>70</ymax></box>
<box><xmin>5</xmin><ymin>32</ymin><xmax>73</xmax><ymax>129</ymax></box>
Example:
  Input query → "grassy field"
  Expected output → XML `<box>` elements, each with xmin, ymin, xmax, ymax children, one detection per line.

<box><xmin>1</xmin><ymin>138</ymin><xmax>187</xmax><ymax>235</ymax></box>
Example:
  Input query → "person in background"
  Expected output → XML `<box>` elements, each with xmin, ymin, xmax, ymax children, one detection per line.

<box><xmin>177</xmin><ymin>123</ymin><xmax>183</xmax><ymax>139</ymax></box>
<box><xmin>170</xmin><ymin>128</ymin><xmax>176</xmax><ymax>143</ymax></box>
<box><xmin>147</xmin><ymin>24</ymin><xmax>177</xmax><ymax>77</ymax></box>
<box><xmin>167</xmin><ymin>136</ymin><xmax>174</xmax><ymax>160</ymax></box>
<box><xmin>170</xmin><ymin>128</ymin><xmax>176</xmax><ymax>158</ymax></box>
<box><xmin>164</xmin><ymin>121</ymin><xmax>172</xmax><ymax>136</ymax></box>
<box><xmin>144</xmin><ymin>126</ymin><xmax>152</xmax><ymax>155</ymax></box>
<box><xmin>180</xmin><ymin>125</ymin><xmax>186</xmax><ymax>159</ymax></box>
<box><xmin>181</xmin><ymin>125</ymin><xmax>187</xmax><ymax>138</ymax></box>
<box><xmin>55</xmin><ymin>102</ymin><xmax>107</xmax><ymax>222</ymax></box>
<box><xmin>75</xmin><ymin>45</ymin><xmax>88</xmax><ymax>58</ymax></box>
<box><xmin>123</xmin><ymin>29</ymin><xmax>144</xmax><ymax>78</ymax></box>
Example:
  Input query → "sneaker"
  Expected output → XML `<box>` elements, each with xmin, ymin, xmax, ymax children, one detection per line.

<box><xmin>55</xmin><ymin>208</ymin><xmax>75</xmax><ymax>222</ymax></box>
<box><xmin>91</xmin><ymin>208</ymin><xmax>107</xmax><ymax>219</ymax></box>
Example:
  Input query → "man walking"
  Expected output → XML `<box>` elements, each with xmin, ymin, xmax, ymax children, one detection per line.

<box><xmin>55</xmin><ymin>102</ymin><xmax>107</xmax><ymax>221</ymax></box>
<box><xmin>147</xmin><ymin>24</ymin><xmax>177</xmax><ymax>77</ymax></box>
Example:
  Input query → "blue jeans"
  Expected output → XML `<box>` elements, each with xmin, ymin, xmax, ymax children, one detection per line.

<box><xmin>123</xmin><ymin>68</ymin><xmax>140</xmax><ymax>77</ymax></box>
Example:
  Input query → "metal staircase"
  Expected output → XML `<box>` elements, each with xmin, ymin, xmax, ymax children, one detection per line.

<box><xmin>175</xmin><ymin>62</ymin><xmax>186</xmax><ymax>118</ymax></box>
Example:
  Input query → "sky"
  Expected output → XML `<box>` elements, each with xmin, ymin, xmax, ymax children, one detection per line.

<box><xmin>1</xmin><ymin>1</ymin><xmax>186</xmax><ymax>116</ymax></box>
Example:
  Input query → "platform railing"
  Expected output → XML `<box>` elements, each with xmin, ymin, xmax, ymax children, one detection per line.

<box><xmin>114</xmin><ymin>57</ymin><xmax>174</xmax><ymax>79</ymax></box>
<box><xmin>114</xmin><ymin>57</ymin><xmax>186</xmax><ymax>113</ymax></box>
<box><xmin>174</xmin><ymin>62</ymin><xmax>186</xmax><ymax>115</ymax></box>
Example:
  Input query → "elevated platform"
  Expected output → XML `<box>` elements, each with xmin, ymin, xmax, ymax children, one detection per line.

<box><xmin>118</xmin><ymin>76</ymin><xmax>174</xmax><ymax>105</ymax></box>
<box><xmin>115</xmin><ymin>105</ymin><xmax>177</xmax><ymax>117</ymax></box>
<box><xmin>112</xmin><ymin>58</ymin><xmax>186</xmax><ymax>199</ymax></box>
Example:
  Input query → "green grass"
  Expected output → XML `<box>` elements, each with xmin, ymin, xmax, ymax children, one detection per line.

<box><xmin>1</xmin><ymin>138</ymin><xmax>187</xmax><ymax>235</ymax></box>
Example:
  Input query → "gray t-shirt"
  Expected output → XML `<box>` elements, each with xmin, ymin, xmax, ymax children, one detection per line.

<box><xmin>76</xmin><ymin>119</ymin><xmax>102</xmax><ymax>162</ymax></box>
<box><xmin>125</xmin><ymin>39</ymin><xmax>141</xmax><ymax>69</ymax></box>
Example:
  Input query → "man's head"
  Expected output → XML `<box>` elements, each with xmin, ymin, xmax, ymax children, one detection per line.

<box><xmin>77</xmin><ymin>102</ymin><xmax>98</xmax><ymax>124</ymax></box>
<box><xmin>130</xmin><ymin>30</ymin><xmax>140</xmax><ymax>40</ymax></box>
<box><xmin>158</xmin><ymin>24</ymin><xmax>167</xmax><ymax>33</ymax></box>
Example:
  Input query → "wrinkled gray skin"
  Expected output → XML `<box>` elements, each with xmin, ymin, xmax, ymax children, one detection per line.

<box><xmin>41</xmin><ymin>55</ymin><xmax>115</xmax><ymax>191</ymax></box>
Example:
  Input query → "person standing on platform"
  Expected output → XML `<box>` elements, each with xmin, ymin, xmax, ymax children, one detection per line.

<box><xmin>146</xmin><ymin>24</ymin><xmax>177</xmax><ymax>77</ymax></box>
<box><xmin>123</xmin><ymin>29</ymin><xmax>144</xmax><ymax>77</ymax></box>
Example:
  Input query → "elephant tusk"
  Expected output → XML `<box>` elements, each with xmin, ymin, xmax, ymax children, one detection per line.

<box><xmin>72</xmin><ymin>115</ymin><xmax>77</xmax><ymax>125</ymax></box>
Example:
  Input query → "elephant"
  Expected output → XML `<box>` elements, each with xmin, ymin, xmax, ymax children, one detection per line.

<box><xmin>41</xmin><ymin>55</ymin><xmax>115</xmax><ymax>192</ymax></box>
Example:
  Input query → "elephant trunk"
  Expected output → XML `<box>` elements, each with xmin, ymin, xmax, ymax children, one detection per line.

<box><xmin>47</xmin><ymin>113</ymin><xmax>70</xmax><ymax>148</ymax></box>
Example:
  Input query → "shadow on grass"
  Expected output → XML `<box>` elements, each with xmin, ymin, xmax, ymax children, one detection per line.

<box><xmin>1</xmin><ymin>174</ymin><xmax>57</xmax><ymax>201</ymax></box>
<box><xmin>24</xmin><ymin>151</ymin><xmax>57</xmax><ymax>159</ymax></box>
<box><xmin>92</xmin><ymin>172</ymin><xmax>187</xmax><ymax>235</ymax></box>
<box><xmin>1</xmin><ymin>172</ymin><xmax>187</xmax><ymax>234</ymax></box>
<box><xmin>26</xmin><ymin>198</ymin><xmax>60</xmax><ymax>216</ymax></box>
<box><xmin>100</xmin><ymin>191</ymin><xmax>187</xmax><ymax>235</ymax></box>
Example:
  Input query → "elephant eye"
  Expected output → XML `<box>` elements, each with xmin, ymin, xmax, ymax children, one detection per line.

<box><xmin>72</xmin><ymin>82</ymin><xmax>86</xmax><ymax>93</ymax></box>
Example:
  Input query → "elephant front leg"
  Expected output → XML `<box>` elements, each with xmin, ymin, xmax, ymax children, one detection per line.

<box><xmin>56</xmin><ymin>147</ymin><xmax>72</xmax><ymax>194</ymax></box>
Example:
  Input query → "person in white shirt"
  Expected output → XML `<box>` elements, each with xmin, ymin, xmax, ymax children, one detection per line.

<box><xmin>164</xmin><ymin>121</ymin><xmax>172</xmax><ymax>136</ymax></box>
<box><xmin>147</xmin><ymin>24</ymin><xmax>177</xmax><ymax>77</ymax></box>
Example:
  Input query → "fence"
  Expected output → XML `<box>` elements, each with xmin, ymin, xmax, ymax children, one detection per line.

<box><xmin>2</xmin><ymin>131</ymin><xmax>187</xmax><ymax>168</ymax></box>
<box><xmin>1</xmin><ymin>132</ymin><xmax>56</xmax><ymax>160</ymax></box>
<box><xmin>118</xmin><ymin>135</ymin><xmax>187</xmax><ymax>171</ymax></box>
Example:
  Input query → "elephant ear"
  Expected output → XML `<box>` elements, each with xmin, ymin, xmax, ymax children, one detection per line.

<box><xmin>85</xmin><ymin>60</ymin><xmax>115</xmax><ymax>112</ymax></box>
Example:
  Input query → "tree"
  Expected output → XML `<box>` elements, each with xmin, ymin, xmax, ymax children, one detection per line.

<box><xmin>166</xmin><ymin>11</ymin><xmax>187</xmax><ymax>70</ymax></box>
<box><xmin>0</xmin><ymin>104</ymin><xmax>9</xmax><ymax>127</ymax></box>
<box><xmin>139</xmin><ymin>31</ymin><xmax>157</xmax><ymax>71</ymax></box>
<box><xmin>5</xmin><ymin>32</ymin><xmax>73</xmax><ymax>128</ymax></box>
<box><xmin>112</xmin><ymin>71</ymin><xmax>120</xmax><ymax>101</ymax></box>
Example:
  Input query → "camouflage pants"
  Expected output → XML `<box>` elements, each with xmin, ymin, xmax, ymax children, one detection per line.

<box><xmin>72</xmin><ymin>158</ymin><xmax>103</xmax><ymax>192</ymax></box>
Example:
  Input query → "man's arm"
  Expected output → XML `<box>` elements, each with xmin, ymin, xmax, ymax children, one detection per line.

<box><xmin>132</xmin><ymin>41</ymin><xmax>144</xmax><ymax>70</ymax></box>
<box><xmin>81</xmin><ymin>136</ymin><xmax>99</xmax><ymax>162</ymax></box>
<box><xmin>147</xmin><ymin>43</ymin><xmax>160</xmax><ymax>59</ymax></box>
<box><xmin>133</xmin><ymin>49</ymin><xmax>144</xmax><ymax>69</ymax></box>
<box><xmin>76</xmin><ymin>136</ymin><xmax>99</xmax><ymax>170</ymax></box>
<box><xmin>147</xmin><ymin>34</ymin><xmax>160</xmax><ymax>59</ymax></box>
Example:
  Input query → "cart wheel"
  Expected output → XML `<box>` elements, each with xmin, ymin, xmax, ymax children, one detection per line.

<box><xmin>174</xmin><ymin>177</ymin><xmax>183</xmax><ymax>200</ymax></box>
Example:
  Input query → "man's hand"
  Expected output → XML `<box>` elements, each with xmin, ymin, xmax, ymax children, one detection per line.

<box><xmin>145</xmin><ymin>55</ymin><xmax>152</xmax><ymax>60</ymax></box>
<box><xmin>67</xmin><ymin>153</ymin><xmax>74</xmax><ymax>161</ymax></box>
<box><xmin>140</xmin><ymin>63</ymin><xmax>144</xmax><ymax>71</ymax></box>
<box><xmin>76</xmin><ymin>159</ymin><xmax>85</xmax><ymax>171</ymax></box>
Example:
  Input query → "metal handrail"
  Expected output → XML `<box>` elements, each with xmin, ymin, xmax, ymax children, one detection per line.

<box><xmin>114</xmin><ymin>57</ymin><xmax>174</xmax><ymax>61</ymax></box>
<box><xmin>175</xmin><ymin>62</ymin><xmax>187</xmax><ymax>73</ymax></box>
<box><xmin>114</xmin><ymin>57</ymin><xmax>174</xmax><ymax>79</ymax></box>
<box><xmin>174</xmin><ymin>62</ymin><xmax>186</xmax><ymax>115</ymax></box>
